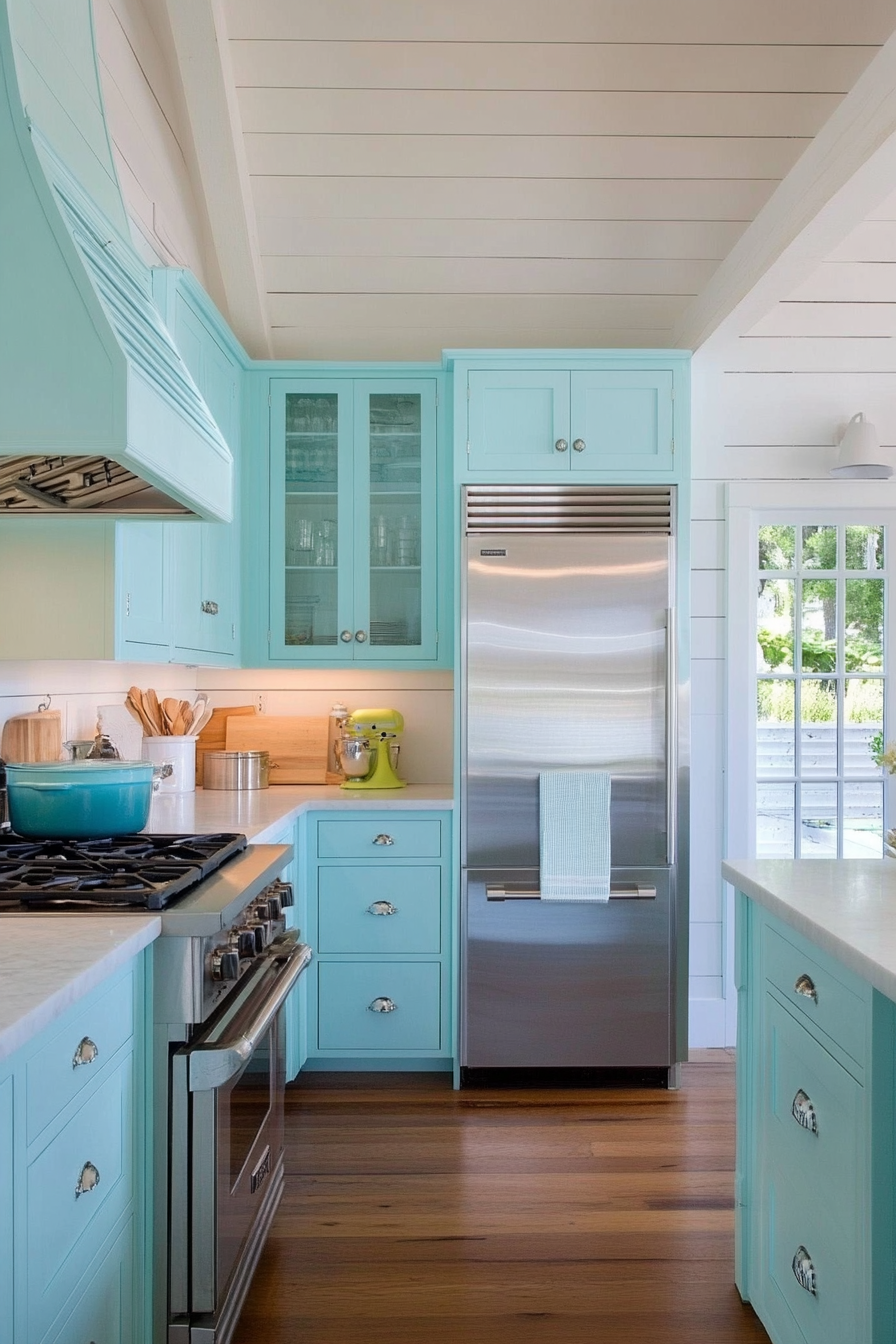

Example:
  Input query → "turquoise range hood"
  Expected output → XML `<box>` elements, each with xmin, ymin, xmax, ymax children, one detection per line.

<box><xmin>0</xmin><ymin>1</ymin><xmax>233</xmax><ymax>520</ymax></box>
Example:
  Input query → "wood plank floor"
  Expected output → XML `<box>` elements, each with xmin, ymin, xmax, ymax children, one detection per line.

<box><xmin>234</xmin><ymin>1051</ymin><xmax>770</xmax><ymax>1343</ymax></box>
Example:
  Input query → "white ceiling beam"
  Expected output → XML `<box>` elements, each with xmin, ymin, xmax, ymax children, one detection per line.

<box><xmin>674</xmin><ymin>28</ymin><xmax>896</xmax><ymax>352</ymax></box>
<box><xmin>161</xmin><ymin>0</ymin><xmax>271</xmax><ymax>357</ymax></box>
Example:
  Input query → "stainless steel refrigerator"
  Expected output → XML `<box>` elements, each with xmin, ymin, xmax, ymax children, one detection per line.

<box><xmin>460</xmin><ymin>484</ymin><xmax>688</xmax><ymax>1083</ymax></box>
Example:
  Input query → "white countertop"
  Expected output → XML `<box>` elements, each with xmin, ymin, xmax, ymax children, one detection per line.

<box><xmin>0</xmin><ymin>915</ymin><xmax>160</xmax><ymax>1064</ymax></box>
<box><xmin>145</xmin><ymin>782</ymin><xmax>454</xmax><ymax>843</ymax></box>
<box><xmin>723</xmin><ymin>859</ymin><xmax>896</xmax><ymax>1003</ymax></box>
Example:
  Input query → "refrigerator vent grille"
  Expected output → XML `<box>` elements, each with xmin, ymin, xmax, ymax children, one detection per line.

<box><xmin>464</xmin><ymin>486</ymin><xmax>673</xmax><ymax>533</ymax></box>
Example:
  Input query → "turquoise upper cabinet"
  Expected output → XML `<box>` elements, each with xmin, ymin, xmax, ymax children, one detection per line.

<box><xmin>116</xmin><ymin>522</ymin><xmax>172</xmax><ymax>657</ymax></box>
<box><xmin>152</xmin><ymin>270</ymin><xmax>243</xmax><ymax>664</ymax></box>
<box><xmin>267</xmin><ymin>374</ymin><xmax>445</xmax><ymax>665</ymax></box>
<box><xmin>451</xmin><ymin>352</ymin><xmax>687</xmax><ymax>482</ymax></box>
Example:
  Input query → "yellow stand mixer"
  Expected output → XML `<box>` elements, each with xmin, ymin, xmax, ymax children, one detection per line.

<box><xmin>339</xmin><ymin>708</ymin><xmax>406</xmax><ymax>790</ymax></box>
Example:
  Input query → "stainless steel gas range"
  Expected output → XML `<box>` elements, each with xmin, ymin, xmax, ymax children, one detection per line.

<box><xmin>0</xmin><ymin>831</ymin><xmax>312</xmax><ymax>1344</ymax></box>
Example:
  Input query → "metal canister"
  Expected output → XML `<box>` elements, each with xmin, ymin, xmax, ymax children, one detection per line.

<box><xmin>202</xmin><ymin>750</ymin><xmax>271</xmax><ymax>790</ymax></box>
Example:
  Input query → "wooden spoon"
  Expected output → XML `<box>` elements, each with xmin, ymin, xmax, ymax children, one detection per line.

<box><xmin>162</xmin><ymin>698</ymin><xmax>181</xmax><ymax>734</ymax></box>
<box><xmin>126</xmin><ymin>688</ymin><xmax>155</xmax><ymax>736</ymax></box>
<box><xmin>144</xmin><ymin>688</ymin><xmax>164</xmax><ymax>737</ymax></box>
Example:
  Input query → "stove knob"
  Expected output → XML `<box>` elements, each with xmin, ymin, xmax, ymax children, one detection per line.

<box><xmin>248</xmin><ymin>922</ymin><xmax>269</xmax><ymax>953</ymax></box>
<box><xmin>273</xmin><ymin>881</ymin><xmax>294</xmax><ymax>908</ymax></box>
<box><xmin>212</xmin><ymin>948</ymin><xmax>241</xmax><ymax>982</ymax></box>
<box><xmin>236</xmin><ymin>928</ymin><xmax>257</xmax><ymax>959</ymax></box>
<box><xmin>264</xmin><ymin>894</ymin><xmax>283</xmax><ymax>920</ymax></box>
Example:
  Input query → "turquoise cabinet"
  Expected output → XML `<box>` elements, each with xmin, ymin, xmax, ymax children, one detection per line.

<box><xmin>451</xmin><ymin>352</ymin><xmax>686</xmax><ymax>481</ymax></box>
<box><xmin>735</xmin><ymin>897</ymin><xmax>896</xmax><ymax>1344</ymax></box>
<box><xmin>2</xmin><ymin>954</ymin><xmax>149</xmax><ymax>1344</ymax></box>
<box><xmin>116</xmin><ymin>522</ymin><xmax>172</xmax><ymax>657</ymax></box>
<box><xmin>266</xmin><ymin>375</ymin><xmax>446</xmax><ymax>665</ymax></box>
<box><xmin>300</xmin><ymin>809</ymin><xmax>453</xmax><ymax>1068</ymax></box>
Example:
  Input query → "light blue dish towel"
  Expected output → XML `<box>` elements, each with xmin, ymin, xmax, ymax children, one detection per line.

<box><xmin>539</xmin><ymin>770</ymin><xmax>611</xmax><ymax>902</ymax></box>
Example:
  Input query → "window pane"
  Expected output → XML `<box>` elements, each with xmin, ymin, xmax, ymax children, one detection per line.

<box><xmin>759</xmin><ymin>525</ymin><xmax>795</xmax><ymax>570</ymax></box>
<box><xmin>801</xmin><ymin>579</ymin><xmax>836</xmax><ymax>672</ymax></box>
<box><xmin>757</xmin><ymin>681</ymin><xmax>794</xmax><ymax>776</ymax></box>
<box><xmin>843</xmin><ymin>782</ymin><xmax>883</xmax><ymax>857</ymax></box>
<box><xmin>800</xmin><ymin>679</ymin><xmax>837</xmax><ymax>776</ymax></box>
<box><xmin>844</xmin><ymin>579</ymin><xmax>883</xmax><ymax>671</ymax></box>
<box><xmin>757</xmin><ymin>784</ymin><xmax>794</xmax><ymax>857</ymax></box>
<box><xmin>802</xmin><ymin>525</ymin><xmax>837</xmax><ymax>570</ymax></box>
<box><xmin>844</xmin><ymin>679</ymin><xmax>884</xmax><ymax>777</ymax></box>
<box><xmin>758</xmin><ymin>578</ymin><xmax>793</xmax><ymax>670</ymax></box>
<box><xmin>799</xmin><ymin>785</ymin><xmax>837</xmax><ymax>857</ymax></box>
<box><xmin>845</xmin><ymin>525</ymin><xmax>884</xmax><ymax>571</ymax></box>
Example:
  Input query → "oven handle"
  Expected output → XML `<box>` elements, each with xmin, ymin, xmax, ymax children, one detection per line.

<box><xmin>188</xmin><ymin>940</ymin><xmax>312</xmax><ymax>1092</ymax></box>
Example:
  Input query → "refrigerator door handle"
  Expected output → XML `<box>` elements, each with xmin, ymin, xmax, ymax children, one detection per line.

<box><xmin>666</xmin><ymin>607</ymin><xmax>677</xmax><ymax>867</ymax></box>
<box><xmin>485</xmin><ymin>883</ymin><xmax>657</xmax><ymax>901</ymax></box>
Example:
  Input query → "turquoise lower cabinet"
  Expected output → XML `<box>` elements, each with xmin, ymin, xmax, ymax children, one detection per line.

<box><xmin>453</xmin><ymin>354</ymin><xmax>685</xmax><ymax>479</ymax></box>
<box><xmin>301</xmin><ymin>809</ymin><xmax>453</xmax><ymax>1069</ymax></box>
<box><xmin>735</xmin><ymin>897</ymin><xmax>896</xmax><ymax>1344</ymax></box>
<box><xmin>2</xmin><ymin>955</ymin><xmax>149</xmax><ymax>1344</ymax></box>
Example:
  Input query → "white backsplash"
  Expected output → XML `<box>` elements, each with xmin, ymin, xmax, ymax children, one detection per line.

<box><xmin>0</xmin><ymin>663</ymin><xmax>454</xmax><ymax>783</ymax></box>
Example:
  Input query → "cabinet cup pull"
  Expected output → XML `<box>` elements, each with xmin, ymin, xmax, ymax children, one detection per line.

<box><xmin>554</xmin><ymin>438</ymin><xmax>568</xmax><ymax>453</ymax></box>
<box><xmin>791</xmin><ymin>1246</ymin><xmax>817</xmax><ymax>1296</ymax></box>
<box><xmin>355</xmin><ymin>630</ymin><xmax>368</xmax><ymax>642</ymax></box>
<box><xmin>791</xmin><ymin>1089</ymin><xmax>818</xmax><ymax>1135</ymax></box>
<box><xmin>368</xmin><ymin>997</ymin><xmax>397</xmax><ymax>1013</ymax></box>
<box><xmin>373</xmin><ymin>834</ymin><xmax>394</xmax><ymax>846</ymax></box>
<box><xmin>72</xmin><ymin>1036</ymin><xmax>99</xmax><ymax>1068</ymax></box>
<box><xmin>368</xmin><ymin>901</ymin><xmax>398</xmax><ymax>916</ymax></box>
<box><xmin>794</xmin><ymin>973</ymin><xmax>818</xmax><ymax>1003</ymax></box>
<box><xmin>572</xmin><ymin>438</ymin><xmax>586</xmax><ymax>452</ymax></box>
<box><xmin>200</xmin><ymin>600</ymin><xmax>219</xmax><ymax>615</ymax></box>
<box><xmin>75</xmin><ymin>1161</ymin><xmax>101</xmax><ymax>1199</ymax></box>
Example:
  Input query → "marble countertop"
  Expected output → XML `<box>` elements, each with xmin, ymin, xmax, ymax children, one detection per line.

<box><xmin>0</xmin><ymin>916</ymin><xmax>160</xmax><ymax>1064</ymax></box>
<box><xmin>723</xmin><ymin>859</ymin><xmax>896</xmax><ymax>1002</ymax></box>
<box><xmin>145</xmin><ymin>782</ymin><xmax>454</xmax><ymax>843</ymax></box>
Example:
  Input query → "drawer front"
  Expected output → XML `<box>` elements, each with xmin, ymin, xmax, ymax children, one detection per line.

<box><xmin>318</xmin><ymin>961</ymin><xmax>442</xmax><ymax>1051</ymax></box>
<box><xmin>41</xmin><ymin>1214</ymin><xmax>134</xmax><ymax>1344</ymax></box>
<box><xmin>317</xmin><ymin>818</ymin><xmax>442</xmax><ymax>859</ymax></box>
<box><xmin>318</xmin><ymin>866</ymin><xmax>442</xmax><ymax>954</ymax></box>
<box><xmin>26</xmin><ymin>968</ymin><xmax>134</xmax><ymax>1144</ymax></box>
<box><xmin>26</xmin><ymin>1055</ymin><xmax>134</xmax><ymax>1342</ymax></box>
<box><xmin>762</xmin><ymin>922</ymin><xmax>865</xmax><ymax>1066</ymax></box>
<box><xmin>763</xmin><ymin>994</ymin><xmax>862</xmax><ymax>1220</ymax></box>
<box><xmin>764</xmin><ymin>1167</ymin><xmax>864</xmax><ymax>1344</ymax></box>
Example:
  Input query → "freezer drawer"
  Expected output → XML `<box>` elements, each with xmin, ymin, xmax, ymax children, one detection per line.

<box><xmin>462</xmin><ymin>868</ymin><xmax>674</xmax><ymax>1069</ymax></box>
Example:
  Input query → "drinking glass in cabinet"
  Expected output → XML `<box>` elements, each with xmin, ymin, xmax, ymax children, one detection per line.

<box><xmin>371</xmin><ymin>514</ymin><xmax>389</xmax><ymax>565</ymax></box>
<box><xmin>396</xmin><ymin>517</ymin><xmax>420</xmax><ymax>567</ymax></box>
<box><xmin>286</xmin><ymin>517</ymin><xmax>314</xmax><ymax>566</ymax></box>
<box><xmin>314</xmin><ymin>520</ymin><xmax>337</xmax><ymax>568</ymax></box>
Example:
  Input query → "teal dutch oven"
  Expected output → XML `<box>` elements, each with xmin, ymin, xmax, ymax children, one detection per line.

<box><xmin>6</xmin><ymin>760</ymin><xmax>155</xmax><ymax>838</ymax></box>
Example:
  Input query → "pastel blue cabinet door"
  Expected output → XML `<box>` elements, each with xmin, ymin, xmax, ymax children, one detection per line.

<box><xmin>270</xmin><ymin>380</ymin><xmax>356</xmax><ymax>660</ymax></box>
<box><xmin>570</xmin><ymin>369</ymin><xmax>674</xmax><ymax>471</ymax></box>
<box><xmin>0</xmin><ymin>1075</ymin><xmax>12</xmax><ymax>1344</ymax></box>
<box><xmin>468</xmin><ymin>370</ymin><xmax>570</xmax><ymax>471</ymax></box>
<box><xmin>318</xmin><ymin>962</ymin><xmax>442</xmax><ymax>1051</ymax></box>
<box><xmin>41</xmin><ymin>1215</ymin><xmax>135</xmax><ymax>1344</ymax></box>
<box><xmin>318</xmin><ymin>866</ymin><xmax>442</xmax><ymax>954</ymax></box>
<box><xmin>115</xmin><ymin>522</ymin><xmax>171</xmax><ymax>656</ymax></box>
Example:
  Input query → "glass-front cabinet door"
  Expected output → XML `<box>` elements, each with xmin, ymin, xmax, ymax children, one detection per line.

<box><xmin>269</xmin><ymin>378</ymin><xmax>439</xmax><ymax>662</ymax></box>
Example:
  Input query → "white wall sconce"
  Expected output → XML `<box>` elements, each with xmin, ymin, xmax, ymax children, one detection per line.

<box><xmin>830</xmin><ymin>413</ymin><xmax>893</xmax><ymax>479</ymax></box>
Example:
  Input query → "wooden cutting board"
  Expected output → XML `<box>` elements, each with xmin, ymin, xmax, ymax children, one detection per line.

<box><xmin>225</xmin><ymin>716</ymin><xmax>329</xmax><ymax>784</ymax></box>
<box><xmin>1</xmin><ymin>710</ymin><xmax>63</xmax><ymax>763</ymax></box>
<box><xmin>195</xmin><ymin>705</ymin><xmax>256</xmax><ymax>787</ymax></box>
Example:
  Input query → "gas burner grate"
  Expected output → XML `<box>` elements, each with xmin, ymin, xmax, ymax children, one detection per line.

<box><xmin>0</xmin><ymin>832</ymin><xmax>247</xmax><ymax>910</ymax></box>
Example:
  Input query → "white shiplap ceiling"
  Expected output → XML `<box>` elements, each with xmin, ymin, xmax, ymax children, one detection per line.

<box><xmin>181</xmin><ymin>1</ymin><xmax>896</xmax><ymax>358</ymax></box>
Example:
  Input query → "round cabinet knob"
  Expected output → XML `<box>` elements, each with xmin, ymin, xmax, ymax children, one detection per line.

<box><xmin>791</xmin><ymin>1246</ymin><xmax>817</xmax><ymax>1296</ymax></box>
<box><xmin>212</xmin><ymin>948</ymin><xmax>241</xmax><ymax>982</ymax></box>
<box><xmin>367</xmin><ymin>900</ymin><xmax>398</xmax><ymax>916</ymax></box>
<box><xmin>555</xmin><ymin>438</ymin><xmax>568</xmax><ymax>453</ymax></box>
<box><xmin>72</xmin><ymin>1036</ymin><xmax>99</xmax><ymax>1069</ymax></box>
<box><xmin>340</xmin><ymin>630</ymin><xmax>353</xmax><ymax>643</ymax></box>
<box><xmin>368</xmin><ymin>997</ymin><xmax>397</xmax><ymax>1013</ymax></box>
<box><xmin>794</xmin><ymin>973</ymin><xmax>818</xmax><ymax>1003</ymax></box>
<box><xmin>355</xmin><ymin>630</ymin><xmax>368</xmax><ymax>643</ymax></box>
<box><xmin>573</xmin><ymin>438</ymin><xmax>586</xmax><ymax>452</ymax></box>
<box><xmin>75</xmin><ymin>1161</ymin><xmax>101</xmax><ymax>1198</ymax></box>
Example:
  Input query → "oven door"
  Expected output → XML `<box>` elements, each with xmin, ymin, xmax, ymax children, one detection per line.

<box><xmin>169</xmin><ymin>934</ymin><xmax>311</xmax><ymax>1343</ymax></box>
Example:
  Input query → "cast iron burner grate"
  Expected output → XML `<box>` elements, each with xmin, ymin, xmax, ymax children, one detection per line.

<box><xmin>0</xmin><ymin>832</ymin><xmax>247</xmax><ymax>909</ymax></box>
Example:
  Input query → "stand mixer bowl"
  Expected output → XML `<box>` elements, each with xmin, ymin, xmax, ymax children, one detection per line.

<box><xmin>340</xmin><ymin>737</ymin><xmax>371</xmax><ymax>778</ymax></box>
